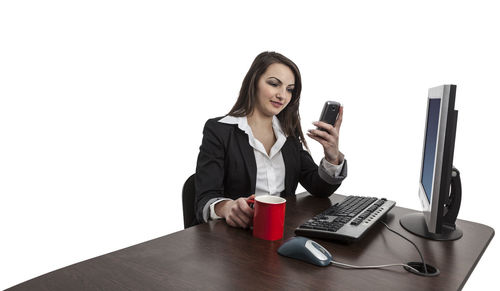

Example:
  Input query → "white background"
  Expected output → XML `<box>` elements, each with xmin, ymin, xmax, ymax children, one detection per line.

<box><xmin>1</xmin><ymin>0</ymin><xmax>498</xmax><ymax>289</ymax></box>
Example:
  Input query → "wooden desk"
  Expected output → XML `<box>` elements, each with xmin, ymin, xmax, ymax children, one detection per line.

<box><xmin>7</xmin><ymin>193</ymin><xmax>494</xmax><ymax>291</ymax></box>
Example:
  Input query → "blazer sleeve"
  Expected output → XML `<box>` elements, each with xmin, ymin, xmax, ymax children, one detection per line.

<box><xmin>194</xmin><ymin>119</ymin><xmax>226</xmax><ymax>223</ymax></box>
<box><xmin>297</xmin><ymin>139</ymin><xmax>347</xmax><ymax>198</ymax></box>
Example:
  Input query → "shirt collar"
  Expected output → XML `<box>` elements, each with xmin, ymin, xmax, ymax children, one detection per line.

<box><xmin>219</xmin><ymin>115</ymin><xmax>287</xmax><ymax>158</ymax></box>
<box><xmin>219</xmin><ymin>115</ymin><xmax>286</xmax><ymax>136</ymax></box>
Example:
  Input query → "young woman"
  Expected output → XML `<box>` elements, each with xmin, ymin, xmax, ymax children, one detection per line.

<box><xmin>194</xmin><ymin>51</ymin><xmax>347</xmax><ymax>228</ymax></box>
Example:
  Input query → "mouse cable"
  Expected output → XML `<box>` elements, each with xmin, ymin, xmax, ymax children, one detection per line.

<box><xmin>379</xmin><ymin>221</ymin><xmax>428</xmax><ymax>274</ymax></box>
<box><xmin>329</xmin><ymin>260</ymin><xmax>420</xmax><ymax>273</ymax></box>
<box><xmin>328</xmin><ymin>221</ymin><xmax>428</xmax><ymax>275</ymax></box>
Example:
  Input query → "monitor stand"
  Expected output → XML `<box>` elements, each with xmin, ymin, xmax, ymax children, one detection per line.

<box><xmin>400</xmin><ymin>213</ymin><xmax>462</xmax><ymax>241</ymax></box>
<box><xmin>400</xmin><ymin>167</ymin><xmax>463</xmax><ymax>241</ymax></box>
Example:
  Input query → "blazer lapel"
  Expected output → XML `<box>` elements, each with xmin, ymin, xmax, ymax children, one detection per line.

<box><xmin>281</xmin><ymin>137</ymin><xmax>297</xmax><ymax>197</ymax></box>
<box><xmin>235</xmin><ymin>129</ymin><xmax>256</xmax><ymax>192</ymax></box>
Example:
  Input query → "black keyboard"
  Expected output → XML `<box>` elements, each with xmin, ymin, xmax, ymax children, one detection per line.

<box><xmin>295</xmin><ymin>195</ymin><xmax>396</xmax><ymax>243</ymax></box>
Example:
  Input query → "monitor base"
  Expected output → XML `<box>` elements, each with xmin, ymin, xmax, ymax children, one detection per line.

<box><xmin>400</xmin><ymin>213</ymin><xmax>463</xmax><ymax>241</ymax></box>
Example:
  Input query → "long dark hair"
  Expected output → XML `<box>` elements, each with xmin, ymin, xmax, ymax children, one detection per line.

<box><xmin>228</xmin><ymin>51</ymin><xmax>308</xmax><ymax>149</ymax></box>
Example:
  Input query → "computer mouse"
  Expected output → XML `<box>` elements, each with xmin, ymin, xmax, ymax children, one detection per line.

<box><xmin>277</xmin><ymin>236</ymin><xmax>333</xmax><ymax>267</ymax></box>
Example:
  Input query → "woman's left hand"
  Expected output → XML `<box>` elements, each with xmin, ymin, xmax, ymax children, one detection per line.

<box><xmin>307</xmin><ymin>106</ymin><xmax>344</xmax><ymax>165</ymax></box>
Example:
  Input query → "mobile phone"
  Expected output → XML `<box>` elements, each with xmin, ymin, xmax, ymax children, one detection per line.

<box><xmin>318</xmin><ymin>101</ymin><xmax>340</xmax><ymax>130</ymax></box>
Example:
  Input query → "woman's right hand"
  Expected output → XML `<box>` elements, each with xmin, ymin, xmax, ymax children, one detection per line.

<box><xmin>215</xmin><ymin>194</ymin><xmax>255</xmax><ymax>228</ymax></box>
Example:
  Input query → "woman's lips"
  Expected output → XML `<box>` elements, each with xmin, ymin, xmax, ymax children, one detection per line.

<box><xmin>271</xmin><ymin>101</ymin><xmax>283</xmax><ymax>108</ymax></box>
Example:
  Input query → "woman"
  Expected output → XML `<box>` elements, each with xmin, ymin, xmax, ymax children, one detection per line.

<box><xmin>194</xmin><ymin>51</ymin><xmax>347</xmax><ymax>228</ymax></box>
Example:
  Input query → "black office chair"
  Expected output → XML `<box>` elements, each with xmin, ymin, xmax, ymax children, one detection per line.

<box><xmin>182</xmin><ymin>174</ymin><xmax>199</xmax><ymax>229</ymax></box>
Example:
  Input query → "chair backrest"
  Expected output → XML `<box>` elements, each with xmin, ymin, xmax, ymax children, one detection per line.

<box><xmin>182</xmin><ymin>174</ymin><xmax>199</xmax><ymax>229</ymax></box>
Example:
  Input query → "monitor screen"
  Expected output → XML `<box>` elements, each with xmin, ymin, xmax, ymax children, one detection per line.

<box><xmin>421</xmin><ymin>98</ymin><xmax>441</xmax><ymax>202</ymax></box>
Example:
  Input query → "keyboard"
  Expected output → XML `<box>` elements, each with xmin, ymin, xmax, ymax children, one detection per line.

<box><xmin>295</xmin><ymin>195</ymin><xmax>396</xmax><ymax>243</ymax></box>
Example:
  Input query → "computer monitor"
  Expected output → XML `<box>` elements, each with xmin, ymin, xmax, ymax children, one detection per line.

<box><xmin>400</xmin><ymin>84</ymin><xmax>463</xmax><ymax>241</ymax></box>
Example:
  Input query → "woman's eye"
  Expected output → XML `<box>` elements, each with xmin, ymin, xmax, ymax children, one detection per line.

<box><xmin>287</xmin><ymin>88</ymin><xmax>294</xmax><ymax>93</ymax></box>
<box><xmin>268</xmin><ymin>82</ymin><xmax>278</xmax><ymax>87</ymax></box>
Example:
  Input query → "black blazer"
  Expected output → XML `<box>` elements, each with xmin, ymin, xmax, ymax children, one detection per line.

<box><xmin>194</xmin><ymin>117</ymin><xmax>347</xmax><ymax>222</ymax></box>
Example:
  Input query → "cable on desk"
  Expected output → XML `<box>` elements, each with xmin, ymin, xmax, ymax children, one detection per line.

<box><xmin>330</xmin><ymin>260</ymin><xmax>420</xmax><ymax>273</ymax></box>
<box><xmin>379</xmin><ymin>221</ymin><xmax>428</xmax><ymax>274</ymax></box>
<box><xmin>327</xmin><ymin>221</ymin><xmax>432</xmax><ymax>275</ymax></box>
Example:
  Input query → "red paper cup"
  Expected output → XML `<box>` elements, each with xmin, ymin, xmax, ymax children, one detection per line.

<box><xmin>252</xmin><ymin>195</ymin><xmax>286</xmax><ymax>241</ymax></box>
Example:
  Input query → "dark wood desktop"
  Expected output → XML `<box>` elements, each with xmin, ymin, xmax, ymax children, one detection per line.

<box><xmin>7</xmin><ymin>193</ymin><xmax>494</xmax><ymax>291</ymax></box>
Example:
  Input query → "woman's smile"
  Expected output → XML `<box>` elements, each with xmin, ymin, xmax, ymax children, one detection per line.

<box><xmin>270</xmin><ymin>100</ymin><xmax>283</xmax><ymax>108</ymax></box>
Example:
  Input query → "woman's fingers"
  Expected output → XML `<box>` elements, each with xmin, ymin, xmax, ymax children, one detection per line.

<box><xmin>237</xmin><ymin>198</ymin><xmax>254</xmax><ymax>220</ymax></box>
<box><xmin>313</xmin><ymin>121</ymin><xmax>335</xmax><ymax>135</ymax></box>
<box><xmin>226</xmin><ymin>212</ymin><xmax>246</xmax><ymax>228</ymax></box>
<box><xmin>308</xmin><ymin>112</ymin><xmax>343</xmax><ymax>165</ymax></box>
<box><xmin>225</xmin><ymin>198</ymin><xmax>254</xmax><ymax>228</ymax></box>
<box><xmin>308</xmin><ymin>127</ymin><xmax>338</xmax><ymax>143</ymax></box>
<box><xmin>307</xmin><ymin>132</ymin><xmax>328</xmax><ymax>148</ymax></box>
<box><xmin>334</xmin><ymin>106</ymin><xmax>343</xmax><ymax>130</ymax></box>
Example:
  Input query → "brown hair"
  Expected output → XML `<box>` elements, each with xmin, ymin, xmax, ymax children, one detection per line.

<box><xmin>228</xmin><ymin>51</ymin><xmax>307</xmax><ymax>149</ymax></box>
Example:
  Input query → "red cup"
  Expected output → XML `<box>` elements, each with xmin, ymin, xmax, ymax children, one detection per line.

<box><xmin>250</xmin><ymin>195</ymin><xmax>286</xmax><ymax>241</ymax></box>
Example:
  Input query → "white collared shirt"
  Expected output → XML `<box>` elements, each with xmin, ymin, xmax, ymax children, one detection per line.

<box><xmin>205</xmin><ymin>115</ymin><xmax>344</xmax><ymax>222</ymax></box>
<box><xmin>220</xmin><ymin>115</ymin><xmax>287</xmax><ymax>196</ymax></box>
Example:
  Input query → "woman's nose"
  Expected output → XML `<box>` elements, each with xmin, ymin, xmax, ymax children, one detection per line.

<box><xmin>276</xmin><ymin>88</ymin><xmax>287</xmax><ymax>100</ymax></box>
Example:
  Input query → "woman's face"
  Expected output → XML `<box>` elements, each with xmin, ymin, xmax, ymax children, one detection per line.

<box><xmin>254</xmin><ymin>63</ymin><xmax>295</xmax><ymax>118</ymax></box>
